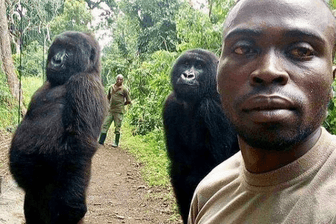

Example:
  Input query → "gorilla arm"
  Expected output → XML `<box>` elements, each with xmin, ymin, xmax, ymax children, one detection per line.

<box><xmin>62</xmin><ymin>73</ymin><xmax>107</xmax><ymax>142</ymax></box>
<box><xmin>163</xmin><ymin>93</ymin><xmax>189</xmax><ymax>163</ymax></box>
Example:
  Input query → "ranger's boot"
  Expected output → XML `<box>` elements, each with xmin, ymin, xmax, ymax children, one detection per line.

<box><xmin>98</xmin><ymin>133</ymin><xmax>107</xmax><ymax>145</ymax></box>
<box><xmin>112</xmin><ymin>134</ymin><xmax>120</xmax><ymax>147</ymax></box>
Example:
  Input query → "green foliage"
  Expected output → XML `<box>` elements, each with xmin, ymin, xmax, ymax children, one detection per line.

<box><xmin>100</xmin><ymin>15</ymin><xmax>140</xmax><ymax>85</ymax></box>
<box><xmin>0</xmin><ymin>67</ymin><xmax>20</xmax><ymax>129</ymax></box>
<box><xmin>0</xmin><ymin>69</ymin><xmax>42</xmax><ymax>130</ymax></box>
<box><xmin>21</xmin><ymin>76</ymin><xmax>44</xmax><ymax>107</ymax></box>
<box><xmin>6</xmin><ymin>0</ymin><xmax>64</xmax><ymax>50</ymax></box>
<box><xmin>126</xmin><ymin>50</ymin><xmax>177</xmax><ymax>135</ymax></box>
<box><xmin>121</xmin><ymin>123</ymin><xmax>171</xmax><ymax>186</ymax></box>
<box><xmin>119</xmin><ymin>0</ymin><xmax>180</xmax><ymax>54</ymax></box>
<box><xmin>13</xmin><ymin>41</ymin><xmax>46</xmax><ymax>78</ymax></box>
<box><xmin>101</xmin><ymin>55</ymin><xmax>130</xmax><ymax>86</ymax></box>
<box><xmin>324</xmin><ymin>81</ymin><xmax>336</xmax><ymax>134</ymax></box>
<box><xmin>49</xmin><ymin>0</ymin><xmax>93</xmax><ymax>36</ymax></box>
<box><xmin>176</xmin><ymin>2</ymin><xmax>222</xmax><ymax>53</ymax></box>
<box><xmin>210</xmin><ymin>0</ymin><xmax>236</xmax><ymax>24</ymax></box>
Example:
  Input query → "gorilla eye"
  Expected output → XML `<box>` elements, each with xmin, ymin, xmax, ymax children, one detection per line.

<box><xmin>195</xmin><ymin>63</ymin><xmax>203</xmax><ymax>69</ymax></box>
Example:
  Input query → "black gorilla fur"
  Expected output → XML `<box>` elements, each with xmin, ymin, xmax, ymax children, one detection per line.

<box><xmin>163</xmin><ymin>49</ymin><xmax>239</xmax><ymax>223</ymax></box>
<box><xmin>9</xmin><ymin>31</ymin><xmax>108</xmax><ymax>224</ymax></box>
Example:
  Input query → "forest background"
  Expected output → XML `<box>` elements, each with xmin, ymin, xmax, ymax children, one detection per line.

<box><xmin>1</xmin><ymin>0</ymin><xmax>336</xmax><ymax>191</ymax></box>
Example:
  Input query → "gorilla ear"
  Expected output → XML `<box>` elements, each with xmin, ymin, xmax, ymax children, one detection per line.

<box><xmin>333</xmin><ymin>65</ymin><xmax>336</xmax><ymax>80</ymax></box>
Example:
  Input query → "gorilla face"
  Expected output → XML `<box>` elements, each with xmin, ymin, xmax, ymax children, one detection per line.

<box><xmin>171</xmin><ymin>49</ymin><xmax>218</xmax><ymax>102</ymax></box>
<box><xmin>46</xmin><ymin>32</ymin><xmax>99</xmax><ymax>86</ymax></box>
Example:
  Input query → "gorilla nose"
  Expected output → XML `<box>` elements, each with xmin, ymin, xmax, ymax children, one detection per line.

<box><xmin>181</xmin><ymin>72</ymin><xmax>195</xmax><ymax>80</ymax></box>
<box><xmin>51</xmin><ymin>50</ymin><xmax>66</xmax><ymax>66</ymax></box>
<box><xmin>52</xmin><ymin>57</ymin><xmax>62</xmax><ymax>65</ymax></box>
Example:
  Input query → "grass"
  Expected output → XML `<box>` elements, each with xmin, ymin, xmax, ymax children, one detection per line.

<box><xmin>0</xmin><ymin>70</ymin><xmax>20</xmax><ymax>130</ymax></box>
<box><xmin>21</xmin><ymin>76</ymin><xmax>44</xmax><ymax>106</ymax></box>
<box><xmin>118</xmin><ymin>122</ymin><xmax>171</xmax><ymax>187</ymax></box>
<box><xmin>0</xmin><ymin>74</ymin><xmax>43</xmax><ymax>131</ymax></box>
<box><xmin>116</xmin><ymin>123</ymin><xmax>181</xmax><ymax>221</ymax></box>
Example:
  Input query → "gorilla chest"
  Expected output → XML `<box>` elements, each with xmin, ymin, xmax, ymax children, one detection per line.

<box><xmin>178</xmin><ymin>108</ymin><xmax>208</xmax><ymax>147</ymax></box>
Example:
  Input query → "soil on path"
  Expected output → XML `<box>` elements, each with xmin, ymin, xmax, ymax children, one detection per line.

<box><xmin>0</xmin><ymin>131</ymin><xmax>182</xmax><ymax>224</ymax></box>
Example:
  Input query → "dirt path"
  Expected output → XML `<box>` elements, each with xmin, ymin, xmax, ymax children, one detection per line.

<box><xmin>0</xmin><ymin>131</ymin><xmax>182</xmax><ymax>224</ymax></box>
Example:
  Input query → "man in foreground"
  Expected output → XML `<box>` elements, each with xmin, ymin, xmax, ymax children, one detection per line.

<box><xmin>188</xmin><ymin>0</ymin><xmax>336</xmax><ymax>223</ymax></box>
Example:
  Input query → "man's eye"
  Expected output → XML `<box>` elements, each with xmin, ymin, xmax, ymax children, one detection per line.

<box><xmin>290</xmin><ymin>47</ymin><xmax>315</xmax><ymax>58</ymax></box>
<box><xmin>234</xmin><ymin>46</ymin><xmax>255</xmax><ymax>55</ymax></box>
<box><xmin>287</xmin><ymin>42</ymin><xmax>316</xmax><ymax>60</ymax></box>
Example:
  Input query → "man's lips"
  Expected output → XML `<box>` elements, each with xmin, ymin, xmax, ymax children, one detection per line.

<box><xmin>241</xmin><ymin>95</ymin><xmax>295</xmax><ymax>111</ymax></box>
<box><xmin>241</xmin><ymin>95</ymin><xmax>295</xmax><ymax>123</ymax></box>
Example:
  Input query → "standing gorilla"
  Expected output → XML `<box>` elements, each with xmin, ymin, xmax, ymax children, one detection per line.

<box><xmin>163</xmin><ymin>49</ymin><xmax>239</xmax><ymax>223</ymax></box>
<box><xmin>9</xmin><ymin>31</ymin><xmax>108</xmax><ymax>224</ymax></box>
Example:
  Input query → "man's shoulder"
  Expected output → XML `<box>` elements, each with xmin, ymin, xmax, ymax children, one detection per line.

<box><xmin>321</xmin><ymin>129</ymin><xmax>336</xmax><ymax>165</ymax></box>
<box><xmin>108</xmin><ymin>84</ymin><xmax>115</xmax><ymax>92</ymax></box>
<box><xmin>327</xmin><ymin>130</ymin><xmax>336</xmax><ymax>143</ymax></box>
<box><xmin>122</xmin><ymin>85</ymin><xmax>129</xmax><ymax>91</ymax></box>
<box><xmin>320</xmin><ymin>128</ymin><xmax>336</xmax><ymax>153</ymax></box>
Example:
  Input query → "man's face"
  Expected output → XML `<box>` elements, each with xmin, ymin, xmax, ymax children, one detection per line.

<box><xmin>116</xmin><ymin>76</ymin><xmax>123</xmax><ymax>86</ymax></box>
<box><xmin>217</xmin><ymin>0</ymin><xmax>336</xmax><ymax>150</ymax></box>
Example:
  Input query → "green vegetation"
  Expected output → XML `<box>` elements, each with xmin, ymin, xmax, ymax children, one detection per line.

<box><xmin>21</xmin><ymin>76</ymin><xmax>44</xmax><ymax>106</ymax></box>
<box><xmin>0</xmin><ymin>67</ymin><xmax>19</xmax><ymax>130</ymax></box>
<box><xmin>120</xmin><ymin>123</ymin><xmax>170</xmax><ymax>186</ymax></box>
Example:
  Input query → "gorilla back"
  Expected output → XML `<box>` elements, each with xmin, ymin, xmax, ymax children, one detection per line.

<box><xmin>9</xmin><ymin>31</ymin><xmax>108</xmax><ymax>224</ymax></box>
<box><xmin>163</xmin><ymin>49</ymin><xmax>239</xmax><ymax>223</ymax></box>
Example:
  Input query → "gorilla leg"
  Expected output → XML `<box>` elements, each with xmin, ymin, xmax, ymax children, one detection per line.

<box><xmin>49</xmin><ymin>169</ymin><xmax>88</xmax><ymax>224</ymax></box>
<box><xmin>49</xmin><ymin>195</ymin><xmax>87</xmax><ymax>224</ymax></box>
<box><xmin>24</xmin><ymin>192</ymin><xmax>45</xmax><ymax>224</ymax></box>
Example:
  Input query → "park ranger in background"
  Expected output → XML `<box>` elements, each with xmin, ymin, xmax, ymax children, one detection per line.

<box><xmin>99</xmin><ymin>74</ymin><xmax>131</xmax><ymax>147</ymax></box>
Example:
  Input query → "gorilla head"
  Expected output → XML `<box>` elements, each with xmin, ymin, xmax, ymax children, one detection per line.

<box><xmin>46</xmin><ymin>31</ymin><xmax>100</xmax><ymax>86</ymax></box>
<box><xmin>171</xmin><ymin>49</ymin><xmax>218</xmax><ymax>102</ymax></box>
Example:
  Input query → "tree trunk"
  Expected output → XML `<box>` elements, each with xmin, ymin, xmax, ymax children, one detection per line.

<box><xmin>0</xmin><ymin>0</ymin><xmax>26</xmax><ymax>116</ymax></box>
<box><xmin>208</xmin><ymin>0</ymin><xmax>213</xmax><ymax>18</ymax></box>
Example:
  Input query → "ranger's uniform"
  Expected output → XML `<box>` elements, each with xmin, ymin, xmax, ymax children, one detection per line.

<box><xmin>99</xmin><ymin>83</ymin><xmax>131</xmax><ymax>146</ymax></box>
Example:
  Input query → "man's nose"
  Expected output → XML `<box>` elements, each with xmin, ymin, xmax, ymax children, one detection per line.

<box><xmin>249</xmin><ymin>49</ymin><xmax>289</xmax><ymax>86</ymax></box>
